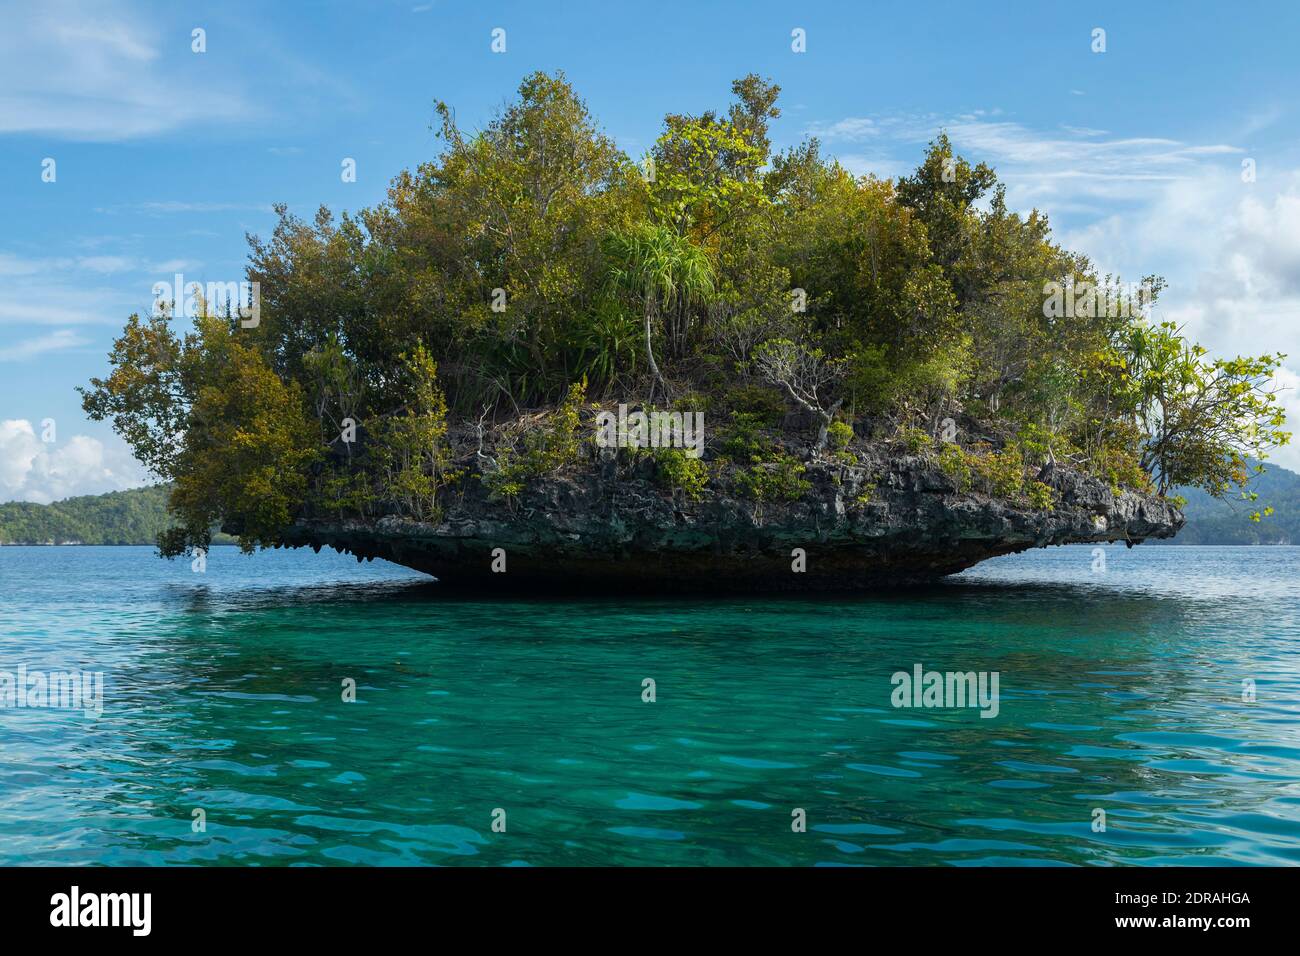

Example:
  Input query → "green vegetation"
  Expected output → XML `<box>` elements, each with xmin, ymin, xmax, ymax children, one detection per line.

<box><xmin>826</xmin><ymin>420</ymin><xmax>854</xmax><ymax>452</ymax></box>
<box><xmin>79</xmin><ymin>71</ymin><xmax>1290</xmax><ymax>556</ymax></box>
<box><xmin>1027</xmin><ymin>481</ymin><xmax>1055</xmax><ymax>511</ymax></box>
<box><xmin>480</xmin><ymin>379</ymin><xmax>587</xmax><ymax>502</ymax></box>
<box><xmin>652</xmin><ymin>448</ymin><xmax>709</xmax><ymax>501</ymax></box>
<box><xmin>934</xmin><ymin>441</ymin><xmax>1032</xmax><ymax>500</ymax></box>
<box><xmin>0</xmin><ymin>485</ymin><xmax>235</xmax><ymax>546</ymax></box>
<box><xmin>1161</xmin><ymin>462</ymin><xmax>1300</xmax><ymax>544</ymax></box>
<box><xmin>733</xmin><ymin>454</ymin><xmax>811</xmax><ymax>504</ymax></box>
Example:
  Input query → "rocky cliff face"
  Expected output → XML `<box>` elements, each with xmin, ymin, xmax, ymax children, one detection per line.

<box><xmin>278</xmin><ymin>446</ymin><xmax>1183</xmax><ymax>592</ymax></box>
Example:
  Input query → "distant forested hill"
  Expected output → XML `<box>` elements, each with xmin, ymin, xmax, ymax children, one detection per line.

<box><xmin>0</xmin><ymin>486</ymin><xmax>236</xmax><ymax>546</ymax></box>
<box><xmin>1</xmin><ymin>469</ymin><xmax>1297</xmax><ymax>546</ymax></box>
<box><xmin>1159</xmin><ymin>462</ymin><xmax>1300</xmax><ymax>545</ymax></box>
<box><xmin>0</xmin><ymin>485</ymin><xmax>175</xmax><ymax>545</ymax></box>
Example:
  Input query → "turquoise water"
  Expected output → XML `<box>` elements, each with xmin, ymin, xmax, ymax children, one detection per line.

<box><xmin>1</xmin><ymin>544</ymin><xmax>1298</xmax><ymax>866</ymax></box>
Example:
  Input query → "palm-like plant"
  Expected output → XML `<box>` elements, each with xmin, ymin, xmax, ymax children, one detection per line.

<box><xmin>575</xmin><ymin>297</ymin><xmax>641</xmax><ymax>391</ymax></box>
<box><xmin>605</xmin><ymin>222</ymin><xmax>715</xmax><ymax>401</ymax></box>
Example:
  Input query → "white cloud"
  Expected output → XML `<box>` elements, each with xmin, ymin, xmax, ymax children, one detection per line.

<box><xmin>148</xmin><ymin>259</ymin><xmax>200</xmax><ymax>273</ymax></box>
<box><xmin>0</xmin><ymin>420</ymin><xmax>147</xmax><ymax>504</ymax></box>
<box><xmin>0</xmin><ymin>0</ymin><xmax>256</xmax><ymax>141</ymax></box>
<box><xmin>0</xmin><ymin>329</ymin><xmax>90</xmax><ymax>361</ymax></box>
<box><xmin>94</xmin><ymin>201</ymin><xmax>271</xmax><ymax>215</ymax></box>
<box><xmin>0</xmin><ymin>254</ymin><xmax>50</xmax><ymax>277</ymax></box>
<box><xmin>835</xmin><ymin>154</ymin><xmax>909</xmax><ymax>181</ymax></box>
<box><xmin>0</xmin><ymin>251</ymin><xmax>202</xmax><ymax>327</ymax></box>
<box><xmin>808</xmin><ymin>111</ymin><xmax>1243</xmax><ymax>206</ymax></box>
<box><xmin>0</xmin><ymin>286</ymin><xmax>132</xmax><ymax>327</ymax></box>
<box><xmin>806</xmin><ymin>117</ymin><xmax>879</xmax><ymax>141</ymax></box>
<box><xmin>49</xmin><ymin>17</ymin><xmax>157</xmax><ymax>63</ymax></box>
<box><xmin>75</xmin><ymin>256</ymin><xmax>137</xmax><ymax>274</ymax></box>
<box><xmin>1054</xmin><ymin>168</ymin><xmax>1300</xmax><ymax>470</ymax></box>
<box><xmin>0</xmin><ymin>252</ymin><xmax>157</xmax><ymax>327</ymax></box>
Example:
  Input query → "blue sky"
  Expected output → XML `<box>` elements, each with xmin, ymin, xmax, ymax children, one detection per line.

<box><xmin>3</xmin><ymin>0</ymin><xmax>1300</xmax><ymax>501</ymax></box>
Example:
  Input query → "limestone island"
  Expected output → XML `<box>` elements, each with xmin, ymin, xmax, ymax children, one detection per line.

<box><xmin>80</xmin><ymin>73</ymin><xmax>1285</xmax><ymax>591</ymax></box>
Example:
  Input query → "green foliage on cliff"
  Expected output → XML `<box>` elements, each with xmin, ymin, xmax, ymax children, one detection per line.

<box><xmin>652</xmin><ymin>448</ymin><xmax>709</xmax><ymax>501</ymax></box>
<box><xmin>80</xmin><ymin>71</ymin><xmax>1290</xmax><ymax>555</ymax></box>
<box><xmin>480</xmin><ymin>379</ymin><xmax>587</xmax><ymax>502</ymax></box>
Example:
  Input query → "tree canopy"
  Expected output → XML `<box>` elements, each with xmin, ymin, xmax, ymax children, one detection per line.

<box><xmin>81</xmin><ymin>71</ymin><xmax>1290</xmax><ymax>556</ymax></box>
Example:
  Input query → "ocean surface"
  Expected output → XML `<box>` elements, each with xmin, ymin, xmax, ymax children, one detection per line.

<box><xmin>1</xmin><ymin>543</ymin><xmax>1297</xmax><ymax>867</ymax></box>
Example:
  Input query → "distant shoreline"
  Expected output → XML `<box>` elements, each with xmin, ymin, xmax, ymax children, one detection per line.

<box><xmin>0</xmin><ymin>542</ymin><xmax>243</xmax><ymax>547</ymax></box>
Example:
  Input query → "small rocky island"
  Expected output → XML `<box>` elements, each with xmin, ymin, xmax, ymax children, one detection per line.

<box><xmin>79</xmin><ymin>73</ymin><xmax>1277</xmax><ymax>585</ymax></box>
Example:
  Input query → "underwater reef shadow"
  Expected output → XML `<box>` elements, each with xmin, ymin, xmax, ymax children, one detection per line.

<box><xmin>161</xmin><ymin>552</ymin><xmax>1195</xmax><ymax>630</ymax></box>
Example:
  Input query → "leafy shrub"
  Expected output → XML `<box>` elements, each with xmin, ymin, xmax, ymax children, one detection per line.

<box><xmin>969</xmin><ymin>444</ymin><xmax>1025</xmax><ymax>498</ymax></box>
<box><xmin>1090</xmin><ymin>441</ymin><xmax>1152</xmax><ymax>496</ymax></box>
<box><xmin>898</xmin><ymin>425</ymin><xmax>933</xmax><ymax>454</ymax></box>
<box><xmin>320</xmin><ymin>467</ymin><xmax>377</xmax><ymax>519</ymax></box>
<box><xmin>718</xmin><ymin>410</ymin><xmax>812</xmax><ymax>504</ymax></box>
<box><xmin>937</xmin><ymin>442</ymin><xmax>972</xmax><ymax>492</ymax></box>
<box><xmin>735</xmin><ymin>454</ymin><xmax>810</xmax><ymax>503</ymax></box>
<box><xmin>720</xmin><ymin>412</ymin><xmax>770</xmax><ymax>464</ymax></box>
<box><xmin>671</xmin><ymin>390</ymin><xmax>712</xmax><ymax>414</ymax></box>
<box><xmin>482</xmin><ymin>379</ymin><xmax>588</xmax><ymax>501</ymax></box>
<box><xmin>725</xmin><ymin>383</ymin><xmax>786</xmax><ymax>426</ymax></box>
<box><xmin>938</xmin><ymin>442</ymin><xmax>1026</xmax><ymax>499</ymax></box>
<box><xmin>654</xmin><ymin>448</ymin><xmax>709</xmax><ymax>501</ymax></box>
<box><xmin>1027</xmin><ymin>480</ymin><xmax>1054</xmax><ymax>510</ymax></box>
<box><xmin>827</xmin><ymin>420</ymin><xmax>854</xmax><ymax>451</ymax></box>
<box><xmin>1014</xmin><ymin>422</ymin><xmax>1078</xmax><ymax>468</ymax></box>
<box><xmin>374</xmin><ymin>346</ymin><xmax>459</xmax><ymax>522</ymax></box>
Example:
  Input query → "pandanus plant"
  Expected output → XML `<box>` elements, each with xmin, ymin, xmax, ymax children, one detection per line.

<box><xmin>604</xmin><ymin>222</ymin><xmax>715</xmax><ymax>402</ymax></box>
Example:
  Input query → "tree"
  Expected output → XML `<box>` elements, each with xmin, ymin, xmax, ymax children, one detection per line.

<box><xmin>755</xmin><ymin>338</ymin><xmax>845</xmax><ymax>449</ymax></box>
<box><xmin>896</xmin><ymin>132</ymin><xmax>998</xmax><ymax>300</ymax></box>
<box><xmin>166</xmin><ymin>323</ymin><xmax>320</xmax><ymax>553</ymax></box>
<box><xmin>81</xmin><ymin>309</ymin><xmax>321</xmax><ymax>555</ymax></box>
<box><xmin>79</xmin><ymin>310</ymin><xmax>188</xmax><ymax>480</ymax></box>
<box><xmin>772</xmin><ymin>163</ymin><xmax>958</xmax><ymax>416</ymax></box>
<box><xmin>605</xmin><ymin>222</ymin><xmax>715</xmax><ymax>400</ymax></box>
<box><xmin>727</xmin><ymin>74</ymin><xmax>782</xmax><ymax>165</ymax></box>
<box><xmin>649</xmin><ymin>111</ymin><xmax>767</xmax><ymax>238</ymax></box>
<box><xmin>374</xmin><ymin>345</ymin><xmax>456</xmax><ymax>522</ymax></box>
<box><xmin>442</xmin><ymin>71</ymin><xmax>632</xmax><ymax>394</ymax></box>
<box><xmin>1119</xmin><ymin>321</ymin><xmax>1289</xmax><ymax>499</ymax></box>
